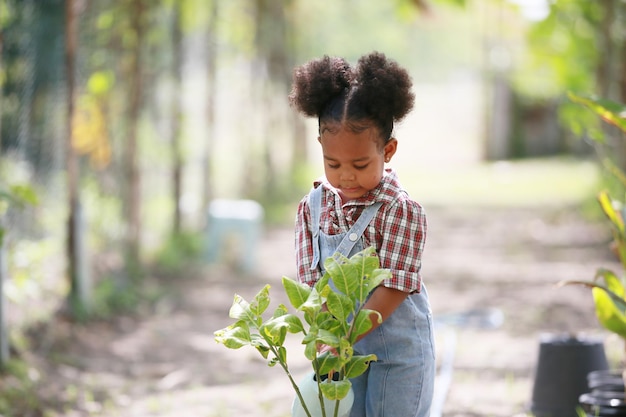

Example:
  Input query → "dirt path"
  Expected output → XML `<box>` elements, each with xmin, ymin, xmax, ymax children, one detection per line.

<box><xmin>30</xmin><ymin>204</ymin><xmax>620</xmax><ymax>417</ymax></box>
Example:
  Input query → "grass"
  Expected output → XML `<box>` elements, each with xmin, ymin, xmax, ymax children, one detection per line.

<box><xmin>397</xmin><ymin>156</ymin><xmax>600</xmax><ymax>208</ymax></box>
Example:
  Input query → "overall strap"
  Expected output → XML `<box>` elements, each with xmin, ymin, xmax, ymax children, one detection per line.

<box><xmin>333</xmin><ymin>201</ymin><xmax>382</xmax><ymax>259</ymax></box>
<box><xmin>308</xmin><ymin>184</ymin><xmax>383</xmax><ymax>269</ymax></box>
<box><xmin>308</xmin><ymin>185</ymin><xmax>322</xmax><ymax>270</ymax></box>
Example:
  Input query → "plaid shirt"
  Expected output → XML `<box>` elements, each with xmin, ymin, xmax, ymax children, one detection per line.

<box><xmin>295</xmin><ymin>169</ymin><xmax>427</xmax><ymax>293</ymax></box>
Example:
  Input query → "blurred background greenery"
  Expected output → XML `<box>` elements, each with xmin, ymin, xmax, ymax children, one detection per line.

<box><xmin>0</xmin><ymin>0</ymin><xmax>624</xmax><ymax>385</ymax></box>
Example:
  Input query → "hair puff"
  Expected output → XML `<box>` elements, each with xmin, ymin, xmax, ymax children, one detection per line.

<box><xmin>288</xmin><ymin>55</ymin><xmax>354</xmax><ymax>117</ymax></box>
<box><xmin>353</xmin><ymin>51</ymin><xmax>414</xmax><ymax>123</ymax></box>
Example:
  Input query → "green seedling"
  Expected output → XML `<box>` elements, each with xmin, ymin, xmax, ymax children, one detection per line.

<box><xmin>214</xmin><ymin>246</ymin><xmax>390</xmax><ymax>417</ymax></box>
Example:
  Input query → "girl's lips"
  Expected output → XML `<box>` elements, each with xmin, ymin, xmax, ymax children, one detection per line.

<box><xmin>341</xmin><ymin>187</ymin><xmax>360</xmax><ymax>193</ymax></box>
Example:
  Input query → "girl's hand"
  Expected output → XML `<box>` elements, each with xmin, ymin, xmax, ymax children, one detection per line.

<box><xmin>317</xmin><ymin>344</ymin><xmax>339</xmax><ymax>381</ymax></box>
<box><xmin>318</xmin><ymin>344</ymin><xmax>337</xmax><ymax>356</ymax></box>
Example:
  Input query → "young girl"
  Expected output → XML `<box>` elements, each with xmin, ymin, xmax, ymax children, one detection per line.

<box><xmin>289</xmin><ymin>52</ymin><xmax>435</xmax><ymax>417</ymax></box>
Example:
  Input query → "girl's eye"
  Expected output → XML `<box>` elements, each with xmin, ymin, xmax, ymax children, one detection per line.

<box><xmin>354</xmin><ymin>164</ymin><xmax>368</xmax><ymax>170</ymax></box>
<box><xmin>327</xmin><ymin>164</ymin><xmax>339</xmax><ymax>169</ymax></box>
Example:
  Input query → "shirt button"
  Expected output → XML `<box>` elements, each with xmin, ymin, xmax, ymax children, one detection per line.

<box><xmin>349</xmin><ymin>233</ymin><xmax>358</xmax><ymax>242</ymax></box>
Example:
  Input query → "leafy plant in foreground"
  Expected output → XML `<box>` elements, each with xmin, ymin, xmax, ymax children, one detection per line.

<box><xmin>559</xmin><ymin>93</ymin><xmax>626</xmax><ymax>385</ymax></box>
<box><xmin>214</xmin><ymin>246</ymin><xmax>390</xmax><ymax>417</ymax></box>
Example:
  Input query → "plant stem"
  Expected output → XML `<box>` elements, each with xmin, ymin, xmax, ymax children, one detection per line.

<box><xmin>265</xmin><ymin>337</ymin><xmax>313</xmax><ymax>417</ymax></box>
<box><xmin>313</xmin><ymin>359</ymin><xmax>328</xmax><ymax>417</ymax></box>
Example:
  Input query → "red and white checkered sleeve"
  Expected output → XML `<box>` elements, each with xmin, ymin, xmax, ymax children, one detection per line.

<box><xmin>295</xmin><ymin>196</ymin><xmax>320</xmax><ymax>287</ymax></box>
<box><xmin>377</xmin><ymin>199</ymin><xmax>427</xmax><ymax>293</ymax></box>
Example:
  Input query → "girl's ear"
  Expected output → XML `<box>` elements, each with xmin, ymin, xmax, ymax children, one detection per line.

<box><xmin>383</xmin><ymin>138</ymin><xmax>398</xmax><ymax>163</ymax></box>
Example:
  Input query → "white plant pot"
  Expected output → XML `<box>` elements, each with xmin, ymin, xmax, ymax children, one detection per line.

<box><xmin>291</xmin><ymin>372</ymin><xmax>354</xmax><ymax>417</ymax></box>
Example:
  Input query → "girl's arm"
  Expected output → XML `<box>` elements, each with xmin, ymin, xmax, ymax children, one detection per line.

<box><xmin>356</xmin><ymin>285</ymin><xmax>409</xmax><ymax>342</ymax></box>
<box><xmin>319</xmin><ymin>286</ymin><xmax>408</xmax><ymax>355</ymax></box>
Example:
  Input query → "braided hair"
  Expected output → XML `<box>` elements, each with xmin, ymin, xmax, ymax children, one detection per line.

<box><xmin>289</xmin><ymin>51</ymin><xmax>414</xmax><ymax>144</ymax></box>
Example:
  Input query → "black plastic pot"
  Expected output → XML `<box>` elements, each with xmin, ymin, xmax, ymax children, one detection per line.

<box><xmin>530</xmin><ymin>334</ymin><xmax>609</xmax><ymax>417</ymax></box>
<box><xmin>579</xmin><ymin>389</ymin><xmax>626</xmax><ymax>416</ymax></box>
<box><xmin>588</xmin><ymin>370</ymin><xmax>625</xmax><ymax>393</ymax></box>
<box><xmin>578</xmin><ymin>370</ymin><xmax>626</xmax><ymax>416</ymax></box>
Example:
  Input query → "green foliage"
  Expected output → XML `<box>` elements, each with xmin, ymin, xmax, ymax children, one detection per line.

<box><xmin>560</xmin><ymin>94</ymin><xmax>626</xmax><ymax>353</ymax></box>
<box><xmin>0</xmin><ymin>183</ymin><xmax>38</xmax><ymax>245</ymax></box>
<box><xmin>0</xmin><ymin>184</ymin><xmax>38</xmax><ymax>208</ymax></box>
<box><xmin>592</xmin><ymin>268</ymin><xmax>626</xmax><ymax>338</ymax></box>
<box><xmin>153</xmin><ymin>231</ymin><xmax>204</xmax><ymax>271</ymax></box>
<box><xmin>91</xmin><ymin>277</ymin><xmax>141</xmax><ymax>318</ymax></box>
<box><xmin>0</xmin><ymin>359</ymin><xmax>42</xmax><ymax>414</ymax></box>
<box><xmin>520</xmin><ymin>0</ymin><xmax>600</xmax><ymax>98</ymax></box>
<box><xmin>560</xmin><ymin>194</ymin><xmax>626</xmax><ymax>340</ymax></box>
<box><xmin>568</xmin><ymin>93</ymin><xmax>626</xmax><ymax>140</ymax></box>
<box><xmin>516</xmin><ymin>0</ymin><xmax>616</xmax><ymax>142</ymax></box>
<box><xmin>214</xmin><ymin>247</ymin><xmax>389</xmax><ymax>417</ymax></box>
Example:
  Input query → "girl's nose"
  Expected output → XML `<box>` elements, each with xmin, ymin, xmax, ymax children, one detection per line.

<box><xmin>339</xmin><ymin>169</ymin><xmax>355</xmax><ymax>181</ymax></box>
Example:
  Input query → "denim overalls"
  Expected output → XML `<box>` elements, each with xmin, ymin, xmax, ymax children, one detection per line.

<box><xmin>308</xmin><ymin>185</ymin><xmax>435</xmax><ymax>417</ymax></box>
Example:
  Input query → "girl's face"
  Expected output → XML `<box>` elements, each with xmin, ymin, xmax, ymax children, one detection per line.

<box><xmin>318</xmin><ymin>124</ymin><xmax>397</xmax><ymax>203</ymax></box>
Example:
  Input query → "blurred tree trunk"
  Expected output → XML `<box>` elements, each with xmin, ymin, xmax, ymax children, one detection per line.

<box><xmin>202</xmin><ymin>0</ymin><xmax>218</xmax><ymax>216</ymax></box>
<box><xmin>0</xmin><ymin>23</ymin><xmax>6</xmax><ymax>369</ymax></box>
<box><xmin>171</xmin><ymin>0</ymin><xmax>183</xmax><ymax>234</ymax></box>
<box><xmin>124</xmin><ymin>0</ymin><xmax>145</xmax><ymax>269</ymax></box>
<box><xmin>0</xmin><ymin>22</ymin><xmax>2</xmax><ymax>151</ymax></box>
<box><xmin>65</xmin><ymin>0</ymin><xmax>86</xmax><ymax>317</ymax></box>
<box><xmin>248</xmin><ymin>0</ymin><xmax>291</xmax><ymax>200</ymax></box>
<box><xmin>284</xmin><ymin>3</ymin><xmax>308</xmax><ymax>175</ymax></box>
<box><xmin>596</xmin><ymin>0</ymin><xmax>626</xmax><ymax>170</ymax></box>
<box><xmin>596</xmin><ymin>0</ymin><xmax>618</xmax><ymax>100</ymax></box>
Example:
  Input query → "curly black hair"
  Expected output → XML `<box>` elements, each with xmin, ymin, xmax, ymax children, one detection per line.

<box><xmin>288</xmin><ymin>51</ymin><xmax>414</xmax><ymax>142</ymax></box>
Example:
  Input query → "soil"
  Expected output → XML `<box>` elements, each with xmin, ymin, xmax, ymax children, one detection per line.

<box><xmin>17</xmin><ymin>204</ymin><xmax>624</xmax><ymax>417</ymax></box>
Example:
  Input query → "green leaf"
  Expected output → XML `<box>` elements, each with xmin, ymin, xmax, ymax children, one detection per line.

<box><xmin>261</xmin><ymin>319</ymin><xmax>288</xmax><ymax>346</ymax></box>
<box><xmin>324</xmin><ymin>254</ymin><xmax>359</xmax><ymax>297</ymax></box>
<box><xmin>351</xmin><ymin>309</ymin><xmax>381</xmax><ymax>342</ymax></box>
<box><xmin>314</xmin><ymin>273</ymin><xmax>330</xmax><ymax>295</ymax></box>
<box><xmin>283</xmin><ymin>313</ymin><xmax>306</xmax><ymax>334</ymax></box>
<box><xmin>229</xmin><ymin>294</ymin><xmax>260</xmax><ymax>326</ymax></box>
<box><xmin>598</xmin><ymin>191</ymin><xmax>624</xmax><ymax>237</ymax></box>
<box><xmin>304</xmin><ymin>340</ymin><xmax>318</xmax><ymax>360</ymax></box>
<box><xmin>317</xmin><ymin>352</ymin><xmax>341</xmax><ymax>375</ymax></box>
<box><xmin>255</xmin><ymin>343</ymin><xmax>270</xmax><ymax>359</ymax></box>
<box><xmin>352</xmin><ymin>247</ymin><xmax>386</xmax><ymax>302</ymax></box>
<box><xmin>568</xmin><ymin>92</ymin><xmax>626</xmax><ymax>134</ymax></box>
<box><xmin>592</xmin><ymin>269</ymin><xmax>626</xmax><ymax>338</ymax></box>
<box><xmin>272</xmin><ymin>304</ymin><xmax>288</xmax><ymax>318</ymax></box>
<box><xmin>262</xmin><ymin>313</ymin><xmax>305</xmax><ymax>343</ymax></box>
<box><xmin>282</xmin><ymin>276</ymin><xmax>312</xmax><ymax>309</ymax></box>
<box><xmin>316</xmin><ymin>312</ymin><xmax>342</xmax><ymax>334</ymax></box>
<box><xmin>361</xmin><ymin>268</ymin><xmax>391</xmax><ymax>301</ymax></box>
<box><xmin>214</xmin><ymin>321</ymin><xmax>252</xmax><ymax>349</ymax></box>
<box><xmin>337</xmin><ymin>338</ymin><xmax>353</xmax><ymax>361</ymax></box>
<box><xmin>320</xmin><ymin>379</ymin><xmax>352</xmax><ymax>401</ymax></box>
<box><xmin>298</xmin><ymin>288</ymin><xmax>323</xmax><ymax>316</ymax></box>
<box><xmin>250</xmin><ymin>285</ymin><xmax>271</xmax><ymax>316</ymax></box>
<box><xmin>302</xmin><ymin>330</ymin><xmax>317</xmax><ymax>345</ymax></box>
<box><xmin>326</xmin><ymin>291</ymin><xmax>353</xmax><ymax>323</ymax></box>
<box><xmin>345</xmin><ymin>354</ymin><xmax>377</xmax><ymax>379</ymax></box>
<box><xmin>316</xmin><ymin>329</ymin><xmax>341</xmax><ymax>347</ymax></box>
<box><xmin>277</xmin><ymin>346</ymin><xmax>287</xmax><ymax>364</ymax></box>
